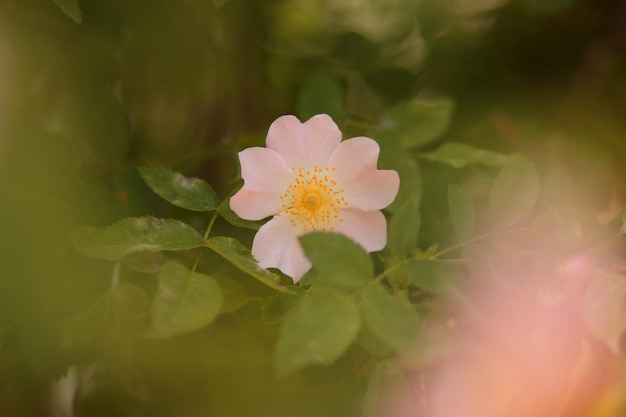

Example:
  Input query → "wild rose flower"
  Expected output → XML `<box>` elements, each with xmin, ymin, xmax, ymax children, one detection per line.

<box><xmin>230</xmin><ymin>114</ymin><xmax>399</xmax><ymax>281</ymax></box>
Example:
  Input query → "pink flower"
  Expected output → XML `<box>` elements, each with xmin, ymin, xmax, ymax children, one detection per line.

<box><xmin>230</xmin><ymin>114</ymin><xmax>400</xmax><ymax>281</ymax></box>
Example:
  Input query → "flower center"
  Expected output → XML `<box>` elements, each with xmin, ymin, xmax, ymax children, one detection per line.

<box><xmin>279</xmin><ymin>166</ymin><xmax>348</xmax><ymax>232</ymax></box>
<box><xmin>303</xmin><ymin>192</ymin><xmax>321</xmax><ymax>210</ymax></box>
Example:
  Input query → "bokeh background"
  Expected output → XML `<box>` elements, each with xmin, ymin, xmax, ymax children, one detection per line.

<box><xmin>1</xmin><ymin>0</ymin><xmax>626</xmax><ymax>416</ymax></box>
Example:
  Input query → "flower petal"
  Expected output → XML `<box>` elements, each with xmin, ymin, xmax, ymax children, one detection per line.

<box><xmin>266</xmin><ymin>114</ymin><xmax>341</xmax><ymax>168</ymax></box>
<box><xmin>329</xmin><ymin>137</ymin><xmax>400</xmax><ymax>210</ymax></box>
<box><xmin>341</xmin><ymin>169</ymin><xmax>400</xmax><ymax>211</ymax></box>
<box><xmin>230</xmin><ymin>147</ymin><xmax>292</xmax><ymax>220</ymax></box>
<box><xmin>334</xmin><ymin>209</ymin><xmax>388</xmax><ymax>252</ymax></box>
<box><xmin>251</xmin><ymin>215</ymin><xmax>312</xmax><ymax>281</ymax></box>
<box><xmin>328</xmin><ymin>136</ymin><xmax>380</xmax><ymax>172</ymax></box>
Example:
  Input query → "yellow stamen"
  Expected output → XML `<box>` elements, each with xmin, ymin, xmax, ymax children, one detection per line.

<box><xmin>279</xmin><ymin>166</ymin><xmax>346</xmax><ymax>232</ymax></box>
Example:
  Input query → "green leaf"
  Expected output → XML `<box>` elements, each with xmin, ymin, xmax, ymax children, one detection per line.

<box><xmin>61</xmin><ymin>295</ymin><xmax>108</xmax><ymax>348</ymax></box>
<box><xmin>380</xmin><ymin>154</ymin><xmax>421</xmax><ymax>213</ymax></box>
<box><xmin>218</xmin><ymin>197</ymin><xmax>263</xmax><ymax>230</ymax></box>
<box><xmin>488</xmin><ymin>157</ymin><xmax>540</xmax><ymax>228</ymax></box>
<box><xmin>76</xmin><ymin>87</ymin><xmax>130</xmax><ymax>162</ymax></box>
<box><xmin>52</xmin><ymin>0</ymin><xmax>82</xmax><ymax>24</ymax></box>
<box><xmin>274</xmin><ymin>290</ymin><xmax>360</xmax><ymax>377</ymax></box>
<box><xmin>360</xmin><ymin>284</ymin><xmax>419</xmax><ymax>352</ymax></box>
<box><xmin>354</xmin><ymin>328</ymin><xmax>393</xmax><ymax>358</ymax></box>
<box><xmin>111</xmin><ymin>282</ymin><xmax>149</xmax><ymax>320</ymax></box>
<box><xmin>73</xmin><ymin>217</ymin><xmax>204</xmax><ymax>260</ymax></box>
<box><xmin>299</xmin><ymin>232</ymin><xmax>372</xmax><ymax>290</ymax></box>
<box><xmin>139</xmin><ymin>167</ymin><xmax>218</xmax><ymax>211</ymax></box>
<box><xmin>448</xmin><ymin>184</ymin><xmax>475</xmax><ymax>242</ymax></box>
<box><xmin>388</xmin><ymin>197</ymin><xmax>420</xmax><ymax>258</ymax></box>
<box><xmin>375</xmin><ymin>99</ymin><xmax>454</xmax><ymax>149</ymax></box>
<box><xmin>205</xmin><ymin>236</ymin><xmax>283</xmax><ymax>287</ymax></box>
<box><xmin>402</xmin><ymin>259</ymin><xmax>459</xmax><ymax>293</ymax></box>
<box><xmin>212</xmin><ymin>274</ymin><xmax>252</xmax><ymax>313</ymax></box>
<box><xmin>122</xmin><ymin>252</ymin><xmax>166</xmax><ymax>274</ymax></box>
<box><xmin>421</xmin><ymin>142</ymin><xmax>512</xmax><ymax>168</ymax></box>
<box><xmin>100</xmin><ymin>330</ymin><xmax>153</xmax><ymax>401</ymax></box>
<box><xmin>262</xmin><ymin>286</ymin><xmax>305</xmax><ymax>325</ymax></box>
<box><xmin>149</xmin><ymin>261</ymin><xmax>223</xmax><ymax>338</ymax></box>
<box><xmin>363</xmin><ymin>361</ymin><xmax>411</xmax><ymax>417</ymax></box>
<box><xmin>296</xmin><ymin>69</ymin><xmax>345</xmax><ymax>123</ymax></box>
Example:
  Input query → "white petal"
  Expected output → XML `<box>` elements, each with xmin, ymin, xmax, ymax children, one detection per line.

<box><xmin>251</xmin><ymin>215</ymin><xmax>312</xmax><ymax>281</ymax></box>
<box><xmin>266</xmin><ymin>114</ymin><xmax>341</xmax><ymax>169</ymax></box>
<box><xmin>230</xmin><ymin>147</ymin><xmax>292</xmax><ymax>220</ymax></box>
<box><xmin>335</xmin><ymin>209</ymin><xmax>388</xmax><ymax>252</ymax></box>
<box><xmin>328</xmin><ymin>137</ymin><xmax>400</xmax><ymax>211</ymax></box>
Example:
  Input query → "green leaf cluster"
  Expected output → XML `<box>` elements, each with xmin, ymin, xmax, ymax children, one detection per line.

<box><xmin>274</xmin><ymin>233</ymin><xmax>421</xmax><ymax>377</ymax></box>
<box><xmin>4</xmin><ymin>1</ymin><xmax>624</xmax><ymax>414</ymax></box>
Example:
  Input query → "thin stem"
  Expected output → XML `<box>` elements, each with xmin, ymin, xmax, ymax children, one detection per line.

<box><xmin>371</xmin><ymin>229</ymin><xmax>515</xmax><ymax>286</ymax></box>
<box><xmin>191</xmin><ymin>210</ymin><xmax>220</xmax><ymax>274</ymax></box>
<box><xmin>203</xmin><ymin>210</ymin><xmax>219</xmax><ymax>241</ymax></box>
<box><xmin>372</xmin><ymin>256</ymin><xmax>420</xmax><ymax>286</ymax></box>
<box><xmin>429</xmin><ymin>230</ymin><xmax>501</xmax><ymax>259</ymax></box>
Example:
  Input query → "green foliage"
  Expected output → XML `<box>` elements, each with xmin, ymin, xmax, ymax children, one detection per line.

<box><xmin>139</xmin><ymin>167</ymin><xmax>218</xmax><ymax>211</ymax></box>
<box><xmin>375</xmin><ymin>99</ymin><xmax>454</xmax><ymax>149</ymax></box>
<box><xmin>219</xmin><ymin>198</ymin><xmax>263</xmax><ymax>230</ymax></box>
<box><xmin>274</xmin><ymin>289</ymin><xmax>360</xmax><ymax>377</ymax></box>
<box><xmin>149</xmin><ymin>261</ymin><xmax>223</xmax><ymax>338</ymax></box>
<box><xmin>51</xmin><ymin>0</ymin><xmax>81</xmax><ymax>24</ymax></box>
<box><xmin>383</xmin><ymin>155</ymin><xmax>422</xmax><ymax>212</ymax></box>
<box><xmin>296</xmin><ymin>69</ymin><xmax>345</xmax><ymax>123</ymax></box>
<box><xmin>3</xmin><ymin>1</ymin><xmax>625</xmax><ymax>416</ymax></box>
<box><xmin>111</xmin><ymin>281</ymin><xmax>150</xmax><ymax>321</ymax></box>
<box><xmin>388</xmin><ymin>198</ymin><xmax>421</xmax><ymax>258</ymax></box>
<box><xmin>72</xmin><ymin>217</ymin><xmax>204</xmax><ymax>260</ymax></box>
<box><xmin>488</xmin><ymin>157</ymin><xmax>540</xmax><ymax>228</ymax></box>
<box><xmin>360</xmin><ymin>284</ymin><xmax>419</xmax><ymax>352</ymax></box>
<box><xmin>263</xmin><ymin>286</ymin><xmax>306</xmax><ymax>324</ymax></box>
<box><xmin>76</xmin><ymin>89</ymin><xmax>131</xmax><ymax>163</ymax></box>
<box><xmin>447</xmin><ymin>184</ymin><xmax>475</xmax><ymax>242</ymax></box>
<box><xmin>300</xmin><ymin>232</ymin><xmax>372</xmax><ymax>290</ymax></box>
<box><xmin>205</xmin><ymin>236</ymin><xmax>283</xmax><ymax>287</ymax></box>
<box><xmin>421</xmin><ymin>142</ymin><xmax>512</xmax><ymax>168</ymax></box>
<box><xmin>363</xmin><ymin>361</ymin><xmax>411</xmax><ymax>417</ymax></box>
<box><xmin>402</xmin><ymin>259</ymin><xmax>459</xmax><ymax>294</ymax></box>
<box><xmin>62</xmin><ymin>295</ymin><xmax>108</xmax><ymax>348</ymax></box>
<box><xmin>382</xmin><ymin>149</ymin><xmax>422</xmax><ymax>259</ymax></box>
<box><xmin>212</xmin><ymin>274</ymin><xmax>252</xmax><ymax>313</ymax></box>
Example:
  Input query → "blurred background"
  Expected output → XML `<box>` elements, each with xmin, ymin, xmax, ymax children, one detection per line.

<box><xmin>1</xmin><ymin>0</ymin><xmax>626</xmax><ymax>416</ymax></box>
